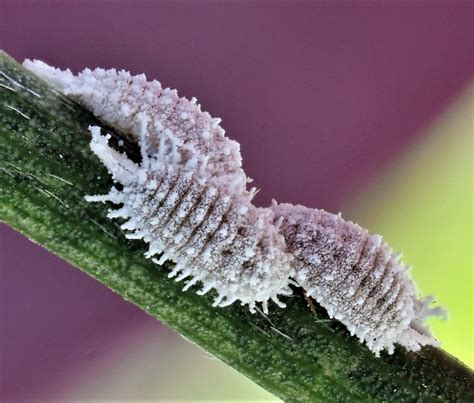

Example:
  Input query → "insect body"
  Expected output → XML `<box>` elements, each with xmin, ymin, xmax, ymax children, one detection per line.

<box><xmin>271</xmin><ymin>203</ymin><xmax>445</xmax><ymax>353</ymax></box>
<box><xmin>24</xmin><ymin>60</ymin><xmax>294</xmax><ymax>313</ymax></box>
<box><xmin>24</xmin><ymin>59</ymin><xmax>445</xmax><ymax>355</ymax></box>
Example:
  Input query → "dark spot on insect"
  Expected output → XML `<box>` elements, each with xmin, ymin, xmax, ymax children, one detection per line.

<box><xmin>242</xmin><ymin>260</ymin><xmax>253</xmax><ymax>269</ymax></box>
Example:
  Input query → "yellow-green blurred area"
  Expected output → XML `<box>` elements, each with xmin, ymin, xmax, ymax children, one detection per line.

<box><xmin>347</xmin><ymin>84</ymin><xmax>474</xmax><ymax>369</ymax></box>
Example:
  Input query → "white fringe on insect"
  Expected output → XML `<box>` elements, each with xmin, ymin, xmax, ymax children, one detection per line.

<box><xmin>24</xmin><ymin>59</ymin><xmax>447</xmax><ymax>355</ymax></box>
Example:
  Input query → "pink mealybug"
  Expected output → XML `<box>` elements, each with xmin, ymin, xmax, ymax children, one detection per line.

<box><xmin>270</xmin><ymin>203</ymin><xmax>446</xmax><ymax>354</ymax></box>
<box><xmin>23</xmin><ymin>59</ymin><xmax>446</xmax><ymax>355</ymax></box>
<box><xmin>24</xmin><ymin>59</ymin><xmax>295</xmax><ymax>314</ymax></box>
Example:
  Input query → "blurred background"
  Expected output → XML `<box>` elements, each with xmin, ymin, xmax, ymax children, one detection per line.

<box><xmin>0</xmin><ymin>1</ymin><xmax>472</xmax><ymax>401</ymax></box>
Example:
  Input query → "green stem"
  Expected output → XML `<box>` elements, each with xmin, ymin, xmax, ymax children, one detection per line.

<box><xmin>0</xmin><ymin>50</ymin><xmax>472</xmax><ymax>402</ymax></box>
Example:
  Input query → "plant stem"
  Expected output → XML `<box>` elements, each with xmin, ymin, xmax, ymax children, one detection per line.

<box><xmin>0</xmin><ymin>50</ymin><xmax>472</xmax><ymax>402</ymax></box>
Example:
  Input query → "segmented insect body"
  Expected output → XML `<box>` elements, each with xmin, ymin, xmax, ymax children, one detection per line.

<box><xmin>24</xmin><ymin>59</ymin><xmax>445</xmax><ymax>355</ymax></box>
<box><xmin>23</xmin><ymin>60</ymin><xmax>294</xmax><ymax>312</ymax></box>
<box><xmin>270</xmin><ymin>203</ymin><xmax>445</xmax><ymax>353</ymax></box>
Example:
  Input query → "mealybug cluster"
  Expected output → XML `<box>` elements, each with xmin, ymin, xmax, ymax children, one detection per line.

<box><xmin>24</xmin><ymin>59</ymin><xmax>446</xmax><ymax>355</ymax></box>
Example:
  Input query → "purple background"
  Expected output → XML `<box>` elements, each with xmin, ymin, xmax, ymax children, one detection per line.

<box><xmin>1</xmin><ymin>1</ymin><xmax>473</xmax><ymax>400</ymax></box>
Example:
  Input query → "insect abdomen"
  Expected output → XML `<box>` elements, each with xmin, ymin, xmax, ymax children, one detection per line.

<box><xmin>271</xmin><ymin>203</ymin><xmax>439</xmax><ymax>354</ymax></box>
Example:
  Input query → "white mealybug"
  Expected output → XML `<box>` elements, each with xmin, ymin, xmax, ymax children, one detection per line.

<box><xmin>270</xmin><ymin>203</ymin><xmax>446</xmax><ymax>354</ymax></box>
<box><xmin>23</xmin><ymin>59</ymin><xmax>446</xmax><ymax>355</ymax></box>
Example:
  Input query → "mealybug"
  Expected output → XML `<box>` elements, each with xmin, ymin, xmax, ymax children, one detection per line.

<box><xmin>24</xmin><ymin>59</ymin><xmax>446</xmax><ymax>355</ymax></box>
